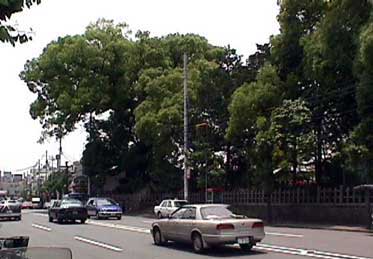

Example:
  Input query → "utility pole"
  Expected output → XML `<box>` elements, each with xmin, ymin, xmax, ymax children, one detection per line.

<box><xmin>45</xmin><ymin>150</ymin><xmax>49</xmax><ymax>179</ymax></box>
<box><xmin>37</xmin><ymin>159</ymin><xmax>41</xmax><ymax>196</ymax></box>
<box><xmin>183</xmin><ymin>53</ymin><xmax>189</xmax><ymax>201</ymax></box>
<box><xmin>57</xmin><ymin>135</ymin><xmax>62</xmax><ymax>173</ymax></box>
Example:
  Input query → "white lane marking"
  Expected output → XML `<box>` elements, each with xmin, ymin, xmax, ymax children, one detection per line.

<box><xmin>255</xmin><ymin>243</ymin><xmax>373</xmax><ymax>259</ymax></box>
<box><xmin>265</xmin><ymin>231</ymin><xmax>303</xmax><ymax>238</ymax></box>
<box><xmin>87</xmin><ymin>220</ymin><xmax>150</xmax><ymax>234</ymax></box>
<box><xmin>34</xmin><ymin>213</ymin><xmax>48</xmax><ymax>217</ymax></box>
<box><xmin>309</xmin><ymin>250</ymin><xmax>373</xmax><ymax>259</ymax></box>
<box><xmin>143</xmin><ymin>220</ymin><xmax>154</xmax><ymax>224</ymax></box>
<box><xmin>74</xmin><ymin>236</ymin><xmax>123</xmax><ymax>252</ymax></box>
<box><xmin>32</xmin><ymin>223</ymin><xmax>51</xmax><ymax>232</ymax></box>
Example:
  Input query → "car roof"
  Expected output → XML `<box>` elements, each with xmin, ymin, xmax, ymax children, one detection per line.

<box><xmin>181</xmin><ymin>204</ymin><xmax>229</xmax><ymax>209</ymax></box>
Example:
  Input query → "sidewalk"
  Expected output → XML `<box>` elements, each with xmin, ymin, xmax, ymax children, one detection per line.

<box><xmin>270</xmin><ymin>223</ymin><xmax>372</xmax><ymax>233</ymax></box>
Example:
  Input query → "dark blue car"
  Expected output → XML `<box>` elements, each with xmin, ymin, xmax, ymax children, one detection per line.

<box><xmin>86</xmin><ymin>198</ymin><xmax>123</xmax><ymax>220</ymax></box>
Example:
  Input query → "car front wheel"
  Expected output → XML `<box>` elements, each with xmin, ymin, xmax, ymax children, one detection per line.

<box><xmin>192</xmin><ymin>233</ymin><xmax>204</xmax><ymax>253</ymax></box>
<box><xmin>153</xmin><ymin>227</ymin><xmax>165</xmax><ymax>246</ymax></box>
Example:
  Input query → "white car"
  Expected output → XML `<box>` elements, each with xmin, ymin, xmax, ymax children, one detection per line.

<box><xmin>154</xmin><ymin>199</ymin><xmax>188</xmax><ymax>218</ymax></box>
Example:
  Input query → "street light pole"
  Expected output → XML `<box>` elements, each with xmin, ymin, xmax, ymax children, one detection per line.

<box><xmin>183</xmin><ymin>53</ymin><xmax>189</xmax><ymax>201</ymax></box>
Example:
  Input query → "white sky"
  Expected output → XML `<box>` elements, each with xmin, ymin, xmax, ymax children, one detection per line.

<box><xmin>0</xmin><ymin>0</ymin><xmax>279</xmax><ymax>172</ymax></box>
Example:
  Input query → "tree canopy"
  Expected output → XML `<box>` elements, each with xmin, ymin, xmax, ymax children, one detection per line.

<box><xmin>22</xmin><ymin>1</ymin><xmax>373</xmax><ymax>194</ymax></box>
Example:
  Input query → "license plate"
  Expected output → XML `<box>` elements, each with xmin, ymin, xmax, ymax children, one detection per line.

<box><xmin>237</xmin><ymin>237</ymin><xmax>251</xmax><ymax>244</ymax></box>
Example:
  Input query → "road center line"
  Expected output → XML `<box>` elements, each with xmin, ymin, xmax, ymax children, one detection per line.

<box><xmin>74</xmin><ymin>236</ymin><xmax>123</xmax><ymax>252</ymax></box>
<box><xmin>87</xmin><ymin>220</ymin><xmax>150</xmax><ymax>234</ymax></box>
<box><xmin>32</xmin><ymin>223</ymin><xmax>51</xmax><ymax>232</ymax></box>
<box><xmin>265</xmin><ymin>231</ymin><xmax>304</xmax><ymax>238</ymax></box>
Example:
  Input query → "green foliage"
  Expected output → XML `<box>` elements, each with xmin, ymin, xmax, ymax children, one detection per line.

<box><xmin>42</xmin><ymin>172</ymin><xmax>69</xmax><ymax>197</ymax></box>
<box><xmin>24</xmin><ymin>0</ymin><xmax>373</xmax><ymax>194</ymax></box>
<box><xmin>0</xmin><ymin>0</ymin><xmax>40</xmax><ymax>45</ymax></box>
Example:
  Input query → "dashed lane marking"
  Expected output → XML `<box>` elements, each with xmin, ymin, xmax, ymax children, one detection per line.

<box><xmin>34</xmin><ymin>213</ymin><xmax>48</xmax><ymax>217</ymax></box>
<box><xmin>265</xmin><ymin>231</ymin><xmax>303</xmax><ymax>238</ymax></box>
<box><xmin>87</xmin><ymin>220</ymin><xmax>150</xmax><ymax>234</ymax></box>
<box><xmin>32</xmin><ymin>223</ymin><xmax>51</xmax><ymax>232</ymax></box>
<box><xmin>74</xmin><ymin>236</ymin><xmax>123</xmax><ymax>252</ymax></box>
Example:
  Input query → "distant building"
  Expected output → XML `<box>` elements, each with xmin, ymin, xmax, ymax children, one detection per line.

<box><xmin>2</xmin><ymin>171</ymin><xmax>12</xmax><ymax>183</ymax></box>
<box><xmin>13</xmin><ymin>174</ymin><xmax>23</xmax><ymax>182</ymax></box>
<box><xmin>0</xmin><ymin>181</ymin><xmax>26</xmax><ymax>197</ymax></box>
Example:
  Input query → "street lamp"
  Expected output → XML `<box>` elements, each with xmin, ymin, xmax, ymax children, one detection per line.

<box><xmin>196</xmin><ymin>122</ymin><xmax>209</xmax><ymax>203</ymax></box>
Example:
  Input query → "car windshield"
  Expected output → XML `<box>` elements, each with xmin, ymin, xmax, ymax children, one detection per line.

<box><xmin>174</xmin><ymin>201</ymin><xmax>187</xmax><ymax>207</ymax></box>
<box><xmin>97</xmin><ymin>199</ymin><xmax>116</xmax><ymax>206</ymax></box>
<box><xmin>200</xmin><ymin>206</ymin><xmax>233</xmax><ymax>220</ymax></box>
<box><xmin>61</xmin><ymin>199</ymin><xmax>82</xmax><ymax>206</ymax></box>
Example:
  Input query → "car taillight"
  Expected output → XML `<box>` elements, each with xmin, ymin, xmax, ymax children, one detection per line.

<box><xmin>252</xmin><ymin>222</ymin><xmax>264</xmax><ymax>228</ymax></box>
<box><xmin>216</xmin><ymin>223</ymin><xmax>235</xmax><ymax>230</ymax></box>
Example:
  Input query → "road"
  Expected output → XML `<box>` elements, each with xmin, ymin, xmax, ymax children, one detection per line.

<box><xmin>0</xmin><ymin>210</ymin><xmax>372</xmax><ymax>259</ymax></box>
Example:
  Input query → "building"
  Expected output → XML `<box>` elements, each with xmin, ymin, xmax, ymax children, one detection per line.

<box><xmin>2</xmin><ymin>171</ymin><xmax>12</xmax><ymax>183</ymax></box>
<box><xmin>0</xmin><ymin>181</ymin><xmax>26</xmax><ymax>197</ymax></box>
<box><xmin>13</xmin><ymin>174</ymin><xmax>23</xmax><ymax>182</ymax></box>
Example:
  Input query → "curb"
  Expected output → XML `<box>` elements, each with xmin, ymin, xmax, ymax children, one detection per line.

<box><xmin>270</xmin><ymin>224</ymin><xmax>372</xmax><ymax>234</ymax></box>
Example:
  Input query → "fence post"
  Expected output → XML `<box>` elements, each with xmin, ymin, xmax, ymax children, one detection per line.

<box><xmin>296</xmin><ymin>188</ymin><xmax>300</xmax><ymax>204</ymax></box>
<box><xmin>317</xmin><ymin>186</ymin><xmax>321</xmax><ymax>203</ymax></box>
<box><xmin>334</xmin><ymin>188</ymin><xmax>338</xmax><ymax>204</ymax></box>
<box><xmin>339</xmin><ymin>185</ymin><xmax>343</xmax><ymax>204</ymax></box>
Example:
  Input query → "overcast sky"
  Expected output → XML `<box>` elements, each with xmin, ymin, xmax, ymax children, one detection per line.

<box><xmin>0</xmin><ymin>0</ymin><xmax>279</xmax><ymax>172</ymax></box>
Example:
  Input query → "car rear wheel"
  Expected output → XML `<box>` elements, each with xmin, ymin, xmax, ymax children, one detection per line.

<box><xmin>157</xmin><ymin>212</ymin><xmax>162</xmax><ymax>219</ymax></box>
<box><xmin>81</xmin><ymin>219</ymin><xmax>86</xmax><ymax>224</ymax></box>
<box><xmin>239</xmin><ymin>244</ymin><xmax>253</xmax><ymax>252</ymax></box>
<box><xmin>117</xmin><ymin>215</ymin><xmax>122</xmax><ymax>220</ymax></box>
<box><xmin>15</xmin><ymin>216</ymin><xmax>21</xmax><ymax>221</ymax></box>
<box><xmin>153</xmin><ymin>227</ymin><xmax>165</xmax><ymax>246</ymax></box>
<box><xmin>192</xmin><ymin>233</ymin><xmax>204</xmax><ymax>253</ymax></box>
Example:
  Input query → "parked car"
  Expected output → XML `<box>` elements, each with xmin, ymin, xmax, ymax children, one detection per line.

<box><xmin>31</xmin><ymin>197</ymin><xmax>42</xmax><ymax>209</ymax></box>
<box><xmin>0</xmin><ymin>199</ymin><xmax>21</xmax><ymax>221</ymax></box>
<box><xmin>48</xmin><ymin>199</ymin><xmax>87</xmax><ymax>224</ymax></box>
<box><xmin>151</xmin><ymin>204</ymin><xmax>265</xmax><ymax>253</ymax></box>
<box><xmin>86</xmin><ymin>198</ymin><xmax>123</xmax><ymax>220</ymax></box>
<box><xmin>21</xmin><ymin>201</ymin><xmax>33</xmax><ymax>210</ymax></box>
<box><xmin>154</xmin><ymin>199</ymin><xmax>188</xmax><ymax>218</ymax></box>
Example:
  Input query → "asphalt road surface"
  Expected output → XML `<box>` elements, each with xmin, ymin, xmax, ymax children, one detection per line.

<box><xmin>0</xmin><ymin>210</ymin><xmax>372</xmax><ymax>259</ymax></box>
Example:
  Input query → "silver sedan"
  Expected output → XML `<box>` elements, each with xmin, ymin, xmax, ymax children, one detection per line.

<box><xmin>151</xmin><ymin>204</ymin><xmax>265</xmax><ymax>253</ymax></box>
